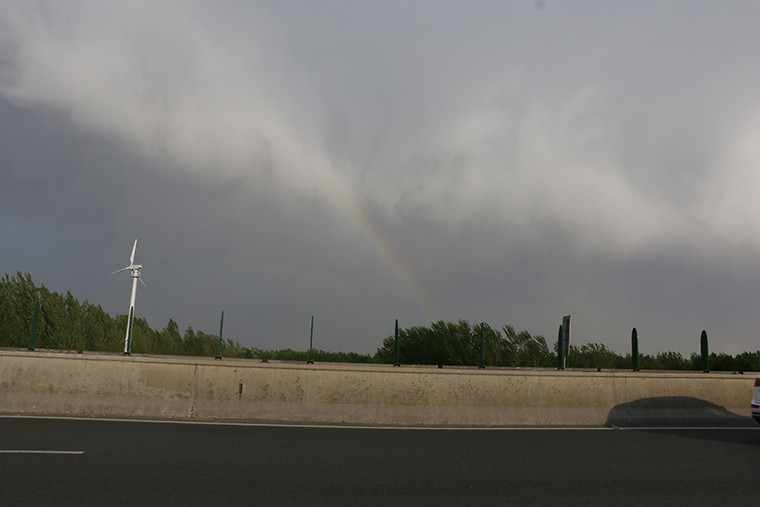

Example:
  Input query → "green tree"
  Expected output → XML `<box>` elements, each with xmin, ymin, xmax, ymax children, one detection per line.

<box><xmin>159</xmin><ymin>319</ymin><xmax>183</xmax><ymax>354</ymax></box>
<box><xmin>503</xmin><ymin>325</ymin><xmax>552</xmax><ymax>367</ymax></box>
<box><xmin>655</xmin><ymin>351</ymin><xmax>690</xmax><ymax>370</ymax></box>
<box><xmin>0</xmin><ymin>274</ymin><xmax>25</xmax><ymax>347</ymax></box>
<box><xmin>734</xmin><ymin>351</ymin><xmax>760</xmax><ymax>372</ymax></box>
<box><xmin>708</xmin><ymin>352</ymin><xmax>735</xmax><ymax>372</ymax></box>
<box><xmin>0</xmin><ymin>272</ymin><xmax>248</xmax><ymax>357</ymax></box>
<box><xmin>571</xmin><ymin>343</ymin><xmax>625</xmax><ymax>370</ymax></box>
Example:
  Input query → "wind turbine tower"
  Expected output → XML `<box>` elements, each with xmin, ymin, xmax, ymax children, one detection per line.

<box><xmin>110</xmin><ymin>239</ymin><xmax>146</xmax><ymax>355</ymax></box>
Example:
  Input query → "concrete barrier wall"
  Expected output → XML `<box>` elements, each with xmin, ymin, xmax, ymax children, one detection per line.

<box><xmin>0</xmin><ymin>350</ymin><xmax>755</xmax><ymax>426</ymax></box>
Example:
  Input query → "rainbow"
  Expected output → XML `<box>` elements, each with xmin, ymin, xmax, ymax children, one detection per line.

<box><xmin>340</xmin><ymin>200</ymin><xmax>439</xmax><ymax>322</ymax></box>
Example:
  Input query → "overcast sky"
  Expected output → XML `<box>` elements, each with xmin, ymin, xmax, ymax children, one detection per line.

<box><xmin>2</xmin><ymin>1</ymin><xmax>760</xmax><ymax>356</ymax></box>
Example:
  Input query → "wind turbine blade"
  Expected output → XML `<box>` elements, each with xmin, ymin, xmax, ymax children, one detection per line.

<box><xmin>110</xmin><ymin>266</ymin><xmax>130</xmax><ymax>275</ymax></box>
<box><xmin>139</xmin><ymin>278</ymin><xmax>147</xmax><ymax>288</ymax></box>
<box><xmin>129</xmin><ymin>239</ymin><xmax>137</xmax><ymax>265</ymax></box>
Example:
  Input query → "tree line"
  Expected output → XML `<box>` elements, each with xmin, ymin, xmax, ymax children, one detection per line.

<box><xmin>0</xmin><ymin>272</ymin><xmax>245</xmax><ymax>357</ymax></box>
<box><xmin>2</xmin><ymin>272</ymin><xmax>760</xmax><ymax>371</ymax></box>
<box><xmin>374</xmin><ymin>320</ymin><xmax>760</xmax><ymax>372</ymax></box>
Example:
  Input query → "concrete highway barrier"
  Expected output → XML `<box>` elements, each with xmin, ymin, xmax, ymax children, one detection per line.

<box><xmin>0</xmin><ymin>349</ymin><xmax>755</xmax><ymax>426</ymax></box>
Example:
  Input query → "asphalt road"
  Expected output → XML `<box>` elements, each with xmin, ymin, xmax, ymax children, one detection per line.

<box><xmin>1</xmin><ymin>417</ymin><xmax>758</xmax><ymax>506</ymax></box>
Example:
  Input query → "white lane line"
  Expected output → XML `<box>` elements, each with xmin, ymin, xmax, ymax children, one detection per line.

<box><xmin>616</xmin><ymin>426</ymin><xmax>760</xmax><ymax>431</ymax></box>
<box><xmin>0</xmin><ymin>415</ymin><xmax>615</xmax><ymax>430</ymax></box>
<box><xmin>3</xmin><ymin>415</ymin><xmax>759</xmax><ymax>431</ymax></box>
<box><xmin>0</xmin><ymin>450</ymin><xmax>84</xmax><ymax>455</ymax></box>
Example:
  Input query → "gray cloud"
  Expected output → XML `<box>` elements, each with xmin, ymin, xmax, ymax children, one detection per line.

<box><xmin>2</xmin><ymin>1</ymin><xmax>760</xmax><ymax>355</ymax></box>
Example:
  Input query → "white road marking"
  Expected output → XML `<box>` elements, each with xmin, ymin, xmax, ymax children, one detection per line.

<box><xmin>2</xmin><ymin>415</ymin><xmax>759</xmax><ymax>431</ymax></box>
<box><xmin>0</xmin><ymin>450</ymin><xmax>84</xmax><ymax>455</ymax></box>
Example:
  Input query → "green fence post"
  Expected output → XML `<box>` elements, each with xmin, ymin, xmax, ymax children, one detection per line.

<box><xmin>28</xmin><ymin>300</ymin><xmax>40</xmax><ymax>350</ymax></box>
<box><xmin>701</xmin><ymin>330</ymin><xmax>709</xmax><ymax>373</ymax></box>
<box><xmin>631</xmin><ymin>327</ymin><xmax>639</xmax><ymax>371</ymax></box>
<box><xmin>557</xmin><ymin>324</ymin><xmax>564</xmax><ymax>370</ymax></box>
<box><xmin>307</xmin><ymin>316</ymin><xmax>314</xmax><ymax>364</ymax></box>
<box><xmin>394</xmin><ymin>319</ymin><xmax>400</xmax><ymax>367</ymax></box>
<box><xmin>479</xmin><ymin>323</ymin><xmax>485</xmax><ymax>369</ymax></box>
<box><xmin>215</xmin><ymin>311</ymin><xmax>224</xmax><ymax>360</ymax></box>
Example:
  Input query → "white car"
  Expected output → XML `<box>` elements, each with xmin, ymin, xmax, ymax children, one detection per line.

<box><xmin>753</xmin><ymin>374</ymin><xmax>760</xmax><ymax>424</ymax></box>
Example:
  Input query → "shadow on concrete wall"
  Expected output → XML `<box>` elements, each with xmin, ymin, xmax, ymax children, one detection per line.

<box><xmin>606</xmin><ymin>397</ymin><xmax>755</xmax><ymax>427</ymax></box>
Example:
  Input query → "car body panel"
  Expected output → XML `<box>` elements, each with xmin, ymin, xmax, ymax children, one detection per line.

<box><xmin>752</xmin><ymin>374</ymin><xmax>760</xmax><ymax>424</ymax></box>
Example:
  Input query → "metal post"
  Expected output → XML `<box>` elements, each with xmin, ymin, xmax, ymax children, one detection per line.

<box><xmin>631</xmin><ymin>327</ymin><xmax>639</xmax><ymax>371</ymax></box>
<box><xmin>393</xmin><ymin>319</ymin><xmax>400</xmax><ymax>367</ymax></box>
<box><xmin>124</xmin><ymin>307</ymin><xmax>134</xmax><ymax>355</ymax></box>
<box><xmin>307</xmin><ymin>315</ymin><xmax>314</xmax><ymax>364</ymax></box>
<box><xmin>561</xmin><ymin>315</ymin><xmax>571</xmax><ymax>370</ymax></box>
<box><xmin>123</xmin><ymin>273</ymin><xmax>138</xmax><ymax>355</ymax></box>
<box><xmin>28</xmin><ymin>300</ymin><xmax>40</xmax><ymax>350</ymax></box>
<box><xmin>479</xmin><ymin>323</ymin><xmax>485</xmax><ymax>369</ymax></box>
<box><xmin>557</xmin><ymin>325</ymin><xmax>564</xmax><ymax>370</ymax></box>
<box><xmin>216</xmin><ymin>311</ymin><xmax>224</xmax><ymax>360</ymax></box>
<box><xmin>700</xmin><ymin>330</ymin><xmax>709</xmax><ymax>373</ymax></box>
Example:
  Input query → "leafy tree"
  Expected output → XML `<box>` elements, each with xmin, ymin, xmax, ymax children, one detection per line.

<box><xmin>570</xmin><ymin>343</ymin><xmax>626</xmax><ymax>370</ymax></box>
<box><xmin>5</xmin><ymin>272</ymin><xmax>760</xmax><ymax>369</ymax></box>
<box><xmin>374</xmin><ymin>320</ymin><xmax>551</xmax><ymax>367</ymax></box>
<box><xmin>0</xmin><ymin>274</ymin><xmax>25</xmax><ymax>347</ymax></box>
<box><xmin>655</xmin><ymin>351</ymin><xmax>690</xmax><ymax>370</ymax></box>
<box><xmin>734</xmin><ymin>351</ymin><xmax>760</xmax><ymax>372</ymax></box>
<box><xmin>159</xmin><ymin>319</ymin><xmax>183</xmax><ymax>354</ymax></box>
<box><xmin>707</xmin><ymin>352</ymin><xmax>734</xmax><ymax>372</ymax></box>
<box><xmin>0</xmin><ymin>272</ymin><xmax>247</xmax><ymax>357</ymax></box>
<box><xmin>437</xmin><ymin>320</ymin><xmax>476</xmax><ymax>366</ymax></box>
<box><xmin>503</xmin><ymin>325</ymin><xmax>552</xmax><ymax>367</ymax></box>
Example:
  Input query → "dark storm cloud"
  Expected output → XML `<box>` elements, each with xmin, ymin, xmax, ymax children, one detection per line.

<box><xmin>2</xmin><ymin>1</ymin><xmax>760</xmax><ymax>354</ymax></box>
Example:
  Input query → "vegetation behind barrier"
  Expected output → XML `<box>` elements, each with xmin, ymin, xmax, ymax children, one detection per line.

<box><xmin>2</xmin><ymin>272</ymin><xmax>760</xmax><ymax>370</ymax></box>
<box><xmin>0</xmin><ymin>272</ymin><xmax>244</xmax><ymax>357</ymax></box>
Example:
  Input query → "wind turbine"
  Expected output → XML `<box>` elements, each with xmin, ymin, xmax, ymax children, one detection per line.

<box><xmin>110</xmin><ymin>239</ymin><xmax>146</xmax><ymax>355</ymax></box>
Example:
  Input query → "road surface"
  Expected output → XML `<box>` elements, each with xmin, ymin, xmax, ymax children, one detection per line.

<box><xmin>1</xmin><ymin>417</ymin><xmax>757</xmax><ymax>505</ymax></box>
